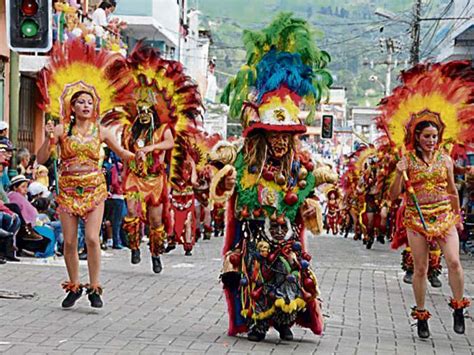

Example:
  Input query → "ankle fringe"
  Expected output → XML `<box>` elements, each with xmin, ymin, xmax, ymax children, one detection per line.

<box><xmin>411</xmin><ymin>307</ymin><xmax>431</xmax><ymax>320</ymax></box>
<box><xmin>61</xmin><ymin>281</ymin><xmax>82</xmax><ymax>293</ymax></box>
<box><xmin>84</xmin><ymin>284</ymin><xmax>103</xmax><ymax>295</ymax></box>
<box><xmin>449</xmin><ymin>297</ymin><xmax>471</xmax><ymax>310</ymax></box>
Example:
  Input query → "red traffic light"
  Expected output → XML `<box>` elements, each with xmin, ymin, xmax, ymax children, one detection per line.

<box><xmin>21</xmin><ymin>0</ymin><xmax>39</xmax><ymax>16</ymax></box>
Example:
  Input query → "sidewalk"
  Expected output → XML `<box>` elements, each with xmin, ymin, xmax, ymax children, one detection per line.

<box><xmin>0</xmin><ymin>235</ymin><xmax>473</xmax><ymax>354</ymax></box>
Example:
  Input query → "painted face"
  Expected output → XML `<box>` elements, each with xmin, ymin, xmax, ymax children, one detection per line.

<box><xmin>72</xmin><ymin>93</ymin><xmax>94</xmax><ymax>120</ymax></box>
<box><xmin>136</xmin><ymin>105</ymin><xmax>153</xmax><ymax>125</ymax></box>
<box><xmin>417</xmin><ymin>126</ymin><xmax>438</xmax><ymax>153</ymax></box>
<box><xmin>267</xmin><ymin>132</ymin><xmax>291</xmax><ymax>158</ymax></box>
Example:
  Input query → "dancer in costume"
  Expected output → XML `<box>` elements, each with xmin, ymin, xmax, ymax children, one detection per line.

<box><xmin>119</xmin><ymin>44</ymin><xmax>202</xmax><ymax>272</ymax></box>
<box><xmin>383</xmin><ymin>61</ymin><xmax>473</xmax><ymax>338</ymax></box>
<box><xmin>168</xmin><ymin>134</ymin><xmax>198</xmax><ymax>255</ymax></box>
<box><xmin>37</xmin><ymin>39</ymin><xmax>135</xmax><ymax>308</ymax></box>
<box><xmin>324</xmin><ymin>187</ymin><xmax>340</xmax><ymax>235</ymax></box>
<box><xmin>215</xmin><ymin>14</ymin><xmax>332</xmax><ymax>342</ymax></box>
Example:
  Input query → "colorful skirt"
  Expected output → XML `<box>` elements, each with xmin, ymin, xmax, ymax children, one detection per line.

<box><xmin>123</xmin><ymin>170</ymin><xmax>167</xmax><ymax>206</ymax></box>
<box><xmin>57</xmin><ymin>171</ymin><xmax>107</xmax><ymax>218</ymax></box>
<box><xmin>404</xmin><ymin>200</ymin><xmax>459</xmax><ymax>242</ymax></box>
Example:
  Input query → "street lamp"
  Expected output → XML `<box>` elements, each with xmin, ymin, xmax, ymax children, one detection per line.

<box><xmin>369</xmin><ymin>75</ymin><xmax>387</xmax><ymax>95</ymax></box>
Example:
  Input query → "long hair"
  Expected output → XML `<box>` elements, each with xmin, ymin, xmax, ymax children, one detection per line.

<box><xmin>414</xmin><ymin>120</ymin><xmax>439</xmax><ymax>164</ymax></box>
<box><xmin>243</xmin><ymin>131</ymin><xmax>295</xmax><ymax>177</ymax></box>
<box><xmin>68</xmin><ymin>91</ymin><xmax>94</xmax><ymax>136</ymax></box>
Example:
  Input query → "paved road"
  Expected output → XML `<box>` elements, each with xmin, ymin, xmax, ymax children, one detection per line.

<box><xmin>0</xmin><ymin>234</ymin><xmax>473</xmax><ymax>355</ymax></box>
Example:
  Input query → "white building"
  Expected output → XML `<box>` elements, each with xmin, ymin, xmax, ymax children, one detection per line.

<box><xmin>437</xmin><ymin>0</ymin><xmax>474</xmax><ymax>62</ymax></box>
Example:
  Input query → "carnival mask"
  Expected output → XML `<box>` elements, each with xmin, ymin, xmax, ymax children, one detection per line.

<box><xmin>267</xmin><ymin>132</ymin><xmax>291</xmax><ymax>158</ymax></box>
<box><xmin>137</xmin><ymin>105</ymin><xmax>153</xmax><ymax>125</ymax></box>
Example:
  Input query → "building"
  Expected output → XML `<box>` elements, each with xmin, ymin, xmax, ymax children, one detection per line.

<box><xmin>437</xmin><ymin>0</ymin><xmax>474</xmax><ymax>62</ymax></box>
<box><xmin>350</xmin><ymin>106</ymin><xmax>381</xmax><ymax>145</ymax></box>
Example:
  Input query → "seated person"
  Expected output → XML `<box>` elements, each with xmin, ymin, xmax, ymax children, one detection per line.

<box><xmin>7</xmin><ymin>175</ymin><xmax>51</xmax><ymax>256</ymax></box>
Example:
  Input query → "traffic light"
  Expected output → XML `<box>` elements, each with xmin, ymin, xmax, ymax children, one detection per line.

<box><xmin>321</xmin><ymin>114</ymin><xmax>334</xmax><ymax>139</ymax></box>
<box><xmin>6</xmin><ymin>0</ymin><xmax>52</xmax><ymax>53</ymax></box>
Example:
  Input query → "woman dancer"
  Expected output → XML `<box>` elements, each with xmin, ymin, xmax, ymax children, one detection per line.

<box><xmin>37</xmin><ymin>40</ymin><xmax>134</xmax><ymax>308</ymax></box>
<box><xmin>383</xmin><ymin>62</ymin><xmax>473</xmax><ymax>338</ymax></box>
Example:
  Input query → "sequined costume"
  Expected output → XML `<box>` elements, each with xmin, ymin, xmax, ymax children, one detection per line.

<box><xmin>404</xmin><ymin>151</ymin><xmax>458</xmax><ymax>242</ymax></box>
<box><xmin>57</xmin><ymin>123</ymin><xmax>107</xmax><ymax>218</ymax></box>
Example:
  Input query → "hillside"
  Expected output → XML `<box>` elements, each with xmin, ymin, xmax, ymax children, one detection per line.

<box><xmin>197</xmin><ymin>0</ymin><xmax>451</xmax><ymax>107</ymax></box>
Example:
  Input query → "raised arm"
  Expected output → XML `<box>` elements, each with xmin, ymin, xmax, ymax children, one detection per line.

<box><xmin>390</xmin><ymin>156</ymin><xmax>407</xmax><ymax>201</ymax></box>
<box><xmin>37</xmin><ymin>122</ymin><xmax>63</xmax><ymax>164</ymax></box>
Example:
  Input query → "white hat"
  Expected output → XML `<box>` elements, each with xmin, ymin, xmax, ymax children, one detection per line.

<box><xmin>0</xmin><ymin>121</ymin><xmax>8</xmax><ymax>131</ymax></box>
<box><xmin>27</xmin><ymin>181</ymin><xmax>51</xmax><ymax>198</ymax></box>
<box><xmin>10</xmin><ymin>174</ymin><xmax>29</xmax><ymax>187</ymax></box>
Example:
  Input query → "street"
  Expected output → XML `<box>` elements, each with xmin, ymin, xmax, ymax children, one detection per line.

<box><xmin>0</xmin><ymin>235</ymin><xmax>473</xmax><ymax>355</ymax></box>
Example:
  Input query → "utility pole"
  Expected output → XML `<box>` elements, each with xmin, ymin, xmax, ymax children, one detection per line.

<box><xmin>364</xmin><ymin>38</ymin><xmax>402</xmax><ymax>96</ymax></box>
<box><xmin>410</xmin><ymin>0</ymin><xmax>422</xmax><ymax>65</ymax></box>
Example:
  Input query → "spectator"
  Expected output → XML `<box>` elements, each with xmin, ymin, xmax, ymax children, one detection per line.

<box><xmin>17</xmin><ymin>148</ymin><xmax>34</xmax><ymax>179</ymax></box>
<box><xmin>35</xmin><ymin>165</ymin><xmax>50</xmax><ymax>188</ymax></box>
<box><xmin>7</xmin><ymin>175</ymin><xmax>52</xmax><ymax>256</ymax></box>
<box><xmin>91</xmin><ymin>1</ymin><xmax>115</xmax><ymax>37</ymax></box>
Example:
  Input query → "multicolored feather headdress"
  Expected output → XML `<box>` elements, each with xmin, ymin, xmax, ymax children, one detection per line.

<box><xmin>126</xmin><ymin>43</ymin><xmax>203</xmax><ymax>129</ymax></box>
<box><xmin>377</xmin><ymin>61</ymin><xmax>474</xmax><ymax>150</ymax></box>
<box><xmin>37</xmin><ymin>39</ymin><xmax>134</xmax><ymax>123</ymax></box>
<box><xmin>221</xmin><ymin>13</ymin><xmax>333</xmax><ymax>137</ymax></box>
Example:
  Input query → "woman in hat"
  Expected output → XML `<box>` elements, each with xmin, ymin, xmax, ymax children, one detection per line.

<box><xmin>37</xmin><ymin>40</ymin><xmax>134</xmax><ymax>309</ymax></box>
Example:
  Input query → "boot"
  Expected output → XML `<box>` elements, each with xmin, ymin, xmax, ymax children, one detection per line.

<box><xmin>131</xmin><ymin>249</ymin><xmax>141</xmax><ymax>264</ymax></box>
<box><xmin>275</xmin><ymin>324</ymin><xmax>293</xmax><ymax>341</ymax></box>
<box><xmin>0</xmin><ymin>257</ymin><xmax>6</xmax><ymax>264</ymax></box>
<box><xmin>86</xmin><ymin>285</ymin><xmax>103</xmax><ymax>308</ymax></box>
<box><xmin>403</xmin><ymin>271</ymin><xmax>413</xmax><ymax>284</ymax></box>
<box><xmin>21</xmin><ymin>224</ymin><xmax>43</xmax><ymax>241</ymax></box>
<box><xmin>152</xmin><ymin>256</ymin><xmax>163</xmax><ymax>274</ymax></box>
<box><xmin>247</xmin><ymin>329</ymin><xmax>266</xmax><ymax>342</ymax></box>
<box><xmin>453</xmin><ymin>309</ymin><xmax>465</xmax><ymax>334</ymax></box>
<box><xmin>411</xmin><ymin>307</ymin><xmax>431</xmax><ymax>339</ymax></box>
<box><xmin>61</xmin><ymin>282</ymin><xmax>83</xmax><ymax>308</ymax></box>
<box><xmin>428</xmin><ymin>274</ymin><xmax>442</xmax><ymax>288</ymax></box>
<box><xmin>417</xmin><ymin>319</ymin><xmax>430</xmax><ymax>339</ymax></box>
<box><xmin>449</xmin><ymin>298</ymin><xmax>471</xmax><ymax>334</ymax></box>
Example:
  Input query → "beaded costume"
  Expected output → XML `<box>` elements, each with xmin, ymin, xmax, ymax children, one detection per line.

<box><xmin>215</xmin><ymin>14</ymin><xmax>333</xmax><ymax>340</ymax></box>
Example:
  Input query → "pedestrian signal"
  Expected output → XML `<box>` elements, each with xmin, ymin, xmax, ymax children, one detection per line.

<box><xmin>6</xmin><ymin>0</ymin><xmax>53</xmax><ymax>53</ymax></box>
<box><xmin>321</xmin><ymin>114</ymin><xmax>334</xmax><ymax>139</ymax></box>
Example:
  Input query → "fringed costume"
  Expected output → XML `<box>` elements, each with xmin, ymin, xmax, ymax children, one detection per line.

<box><xmin>215</xmin><ymin>13</ymin><xmax>333</xmax><ymax>341</ymax></box>
<box><xmin>113</xmin><ymin>44</ymin><xmax>203</xmax><ymax>271</ymax></box>
<box><xmin>378</xmin><ymin>61</ymin><xmax>474</xmax><ymax>334</ymax></box>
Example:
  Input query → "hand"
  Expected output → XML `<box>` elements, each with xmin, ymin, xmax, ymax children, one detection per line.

<box><xmin>456</xmin><ymin>221</ymin><xmax>464</xmax><ymax>232</ymax></box>
<box><xmin>135</xmin><ymin>150</ymin><xmax>146</xmax><ymax>162</ymax></box>
<box><xmin>45</xmin><ymin>120</ymin><xmax>55</xmax><ymax>138</ymax></box>
<box><xmin>139</xmin><ymin>146</ymin><xmax>154</xmax><ymax>154</ymax></box>
<box><xmin>396</xmin><ymin>156</ymin><xmax>408</xmax><ymax>173</ymax></box>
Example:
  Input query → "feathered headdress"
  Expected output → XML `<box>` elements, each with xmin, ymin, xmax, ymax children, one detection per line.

<box><xmin>377</xmin><ymin>61</ymin><xmax>474</xmax><ymax>150</ymax></box>
<box><xmin>221</xmin><ymin>13</ymin><xmax>333</xmax><ymax>136</ymax></box>
<box><xmin>123</xmin><ymin>44</ymin><xmax>204</xmax><ymax>187</ymax></box>
<box><xmin>37</xmin><ymin>39</ymin><xmax>134</xmax><ymax>124</ymax></box>
<box><xmin>125</xmin><ymin>43</ymin><xmax>203</xmax><ymax>129</ymax></box>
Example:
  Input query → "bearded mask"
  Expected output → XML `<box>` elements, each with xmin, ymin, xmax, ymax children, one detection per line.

<box><xmin>266</xmin><ymin>132</ymin><xmax>291</xmax><ymax>158</ymax></box>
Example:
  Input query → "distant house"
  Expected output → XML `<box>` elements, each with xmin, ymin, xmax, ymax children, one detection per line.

<box><xmin>437</xmin><ymin>0</ymin><xmax>473</xmax><ymax>62</ymax></box>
